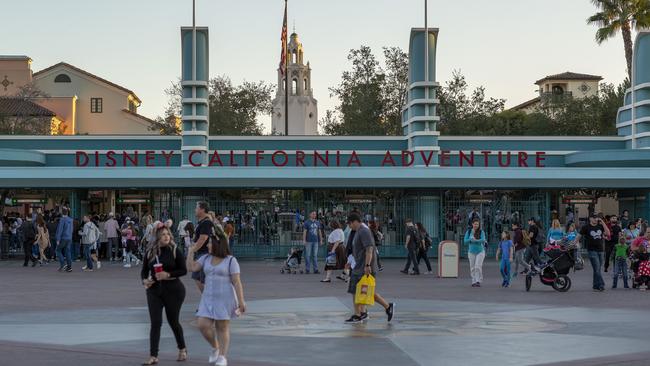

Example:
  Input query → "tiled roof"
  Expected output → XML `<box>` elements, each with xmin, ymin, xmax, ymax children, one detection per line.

<box><xmin>33</xmin><ymin>62</ymin><xmax>142</xmax><ymax>104</ymax></box>
<box><xmin>121</xmin><ymin>109</ymin><xmax>155</xmax><ymax>124</ymax></box>
<box><xmin>535</xmin><ymin>72</ymin><xmax>603</xmax><ymax>85</ymax></box>
<box><xmin>511</xmin><ymin>97</ymin><xmax>541</xmax><ymax>111</ymax></box>
<box><xmin>0</xmin><ymin>97</ymin><xmax>56</xmax><ymax>117</ymax></box>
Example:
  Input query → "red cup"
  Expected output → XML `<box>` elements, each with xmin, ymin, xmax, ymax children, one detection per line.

<box><xmin>154</xmin><ymin>263</ymin><xmax>163</xmax><ymax>273</ymax></box>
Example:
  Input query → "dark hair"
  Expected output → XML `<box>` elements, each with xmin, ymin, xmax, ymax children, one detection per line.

<box><xmin>629</xmin><ymin>222</ymin><xmax>637</xmax><ymax>230</ymax></box>
<box><xmin>416</xmin><ymin>222</ymin><xmax>426</xmax><ymax>234</ymax></box>
<box><xmin>196</xmin><ymin>201</ymin><xmax>210</xmax><ymax>214</ymax></box>
<box><xmin>501</xmin><ymin>231</ymin><xmax>511</xmax><ymax>240</ymax></box>
<box><xmin>184</xmin><ymin>222</ymin><xmax>195</xmax><ymax>238</ymax></box>
<box><xmin>329</xmin><ymin>220</ymin><xmax>341</xmax><ymax>230</ymax></box>
<box><xmin>208</xmin><ymin>232</ymin><xmax>231</xmax><ymax>258</ymax></box>
<box><xmin>61</xmin><ymin>207</ymin><xmax>70</xmax><ymax>216</ymax></box>
<box><xmin>472</xmin><ymin>220</ymin><xmax>481</xmax><ymax>240</ymax></box>
<box><xmin>36</xmin><ymin>214</ymin><xmax>46</xmax><ymax>228</ymax></box>
<box><xmin>347</xmin><ymin>211</ymin><xmax>362</xmax><ymax>223</ymax></box>
<box><xmin>368</xmin><ymin>220</ymin><xmax>378</xmax><ymax>232</ymax></box>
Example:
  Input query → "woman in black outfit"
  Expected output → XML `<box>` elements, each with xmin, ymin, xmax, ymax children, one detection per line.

<box><xmin>416</xmin><ymin>222</ymin><xmax>433</xmax><ymax>274</ymax></box>
<box><xmin>141</xmin><ymin>225</ymin><xmax>188</xmax><ymax>365</ymax></box>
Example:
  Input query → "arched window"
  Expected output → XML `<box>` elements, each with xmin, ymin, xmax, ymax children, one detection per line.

<box><xmin>54</xmin><ymin>74</ymin><xmax>71</xmax><ymax>83</ymax></box>
<box><xmin>304</xmin><ymin>78</ymin><xmax>308</xmax><ymax>91</ymax></box>
<box><xmin>292</xmin><ymin>79</ymin><xmax>298</xmax><ymax>95</ymax></box>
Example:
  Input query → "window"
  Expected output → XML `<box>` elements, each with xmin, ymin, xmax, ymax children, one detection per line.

<box><xmin>128</xmin><ymin>100</ymin><xmax>137</xmax><ymax>113</ymax></box>
<box><xmin>54</xmin><ymin>74</ymin><xmax>71</xmax><ymax>83</ymax></box>
<box><xmin>292</xmin><ymin>79</ymin><xmax>298</xmax><ymax>95</ymax></box>
<box><xmin>90</xmin><ymin>98</ymin><xmax>103</xmax><ymax>113</ymax></box>
<box><xmin>304</xmin><ymin>78</ymin><xmax>308</xmax><ymax>91</ymax></box>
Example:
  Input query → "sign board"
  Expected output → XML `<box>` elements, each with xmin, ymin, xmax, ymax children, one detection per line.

<box><xmin>562</xmin><ymin>195</ymin><xmax>596</xmax><ymax>204</ymax></box>
<box><xmin>11</xmin><ymin>198</ymin><xmax>47</xmax><ymax>205</ymax></box>
<box><xmin>438</xmin><ymin>241</ymin><xmax>459</xmax><ymax>278</ymax></box>
<box><xmin>117</xmin><ymin>198</ymin><xmax>150</xmax><ymax>204</ymax></box>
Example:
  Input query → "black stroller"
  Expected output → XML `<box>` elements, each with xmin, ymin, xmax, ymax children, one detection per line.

<box><xmin>280</xmin><ymin>247</ymin><xmax>304</xmax><ymax>274</ymax></box>
<box><xmin>525</xmin><ymin>243</ymin><xmax>577</xmax><ymax>292</ymax></box>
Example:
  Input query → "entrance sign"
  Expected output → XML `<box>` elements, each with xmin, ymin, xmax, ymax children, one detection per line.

<box><xmin>438</xmin><ymin>240</ymin><xmax>459</xmax><ymax>278</ymax></box>
<box><xmin>74</xmin><ymin>150</ymin><xmax>547</xmax><ymax>168</ymax></box>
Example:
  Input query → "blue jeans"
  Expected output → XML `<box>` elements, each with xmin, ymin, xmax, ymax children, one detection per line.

<box><xmin>500</xmin><ymin>259</ymin><xmax>511</xmax><ymax>285</ymax></box>
<box><xmin>56</xmin><ymin>239</ymin><xmax>72</xmax><ymax>268</ymax></box>
<box><xmin>83</xmin><ymin>244</ymin><xmax>93</xmax><ymax>269</ymax></box>
<box><xmin>304</xmin><ymin>242</ymin><xmax>319</xmax><ymax>272</ymax></box>
<box><xmin>613</xmin><ymin>257</ymin><xmax>629</xmax><ymax>288</ymax></box>
<box><xmin>588</xmin><ymin>251</ymin><xmax>605</xmax><ymax>290</ymax></box>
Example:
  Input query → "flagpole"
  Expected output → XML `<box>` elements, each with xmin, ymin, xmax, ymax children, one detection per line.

<box><xmin>284</xmin><ymin>0</ymin><xmax>289</xmax><ymax>135</ymax></box>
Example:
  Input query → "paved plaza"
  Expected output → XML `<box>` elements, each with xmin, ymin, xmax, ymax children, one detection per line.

<box><xmin>1</xmin><ymin>258</ymin><xmax>650</xmax><ymax>366</ymax></box>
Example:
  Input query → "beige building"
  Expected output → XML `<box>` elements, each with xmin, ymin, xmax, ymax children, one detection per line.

<box><xmin>271</xmin><ymin>32</ymin><xmax>318</xmax><ymax>135</ymax></box>
<box><xmin>0</xmin><ymin>56</ymin><xmax>156</xmax><ymax>135</ymax></box>
<box><xmin>512</xmin><ymin>71</ymin><xmax>603</xmax><ymax>113</ymax></box>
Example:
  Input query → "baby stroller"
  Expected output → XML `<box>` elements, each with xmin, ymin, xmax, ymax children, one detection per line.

<box><xmin>525</xmin><ymin>242</ymin><xmax>576</xmax><ymax>292</ymax></box>
<box><xmin>280</xmin><ymin>247</ymin><xmax>304</xmax><ymax>274</ymax></box>
<box><xmin>631</xmin><ymin>250</ymin><xmax>650</xmax><ymax>289</ymax></box>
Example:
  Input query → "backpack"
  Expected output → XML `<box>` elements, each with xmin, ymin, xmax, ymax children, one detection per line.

<box><xmin>522</xmin><ymin>230</ymin><xmax>532</xmax><ymax>246</ymax></box>
<box><xmin>86</xmin><ymin>223</ymin><xmax>99</xmax><ymax>244</ymax></box>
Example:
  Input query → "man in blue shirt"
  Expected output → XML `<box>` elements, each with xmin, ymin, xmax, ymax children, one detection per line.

<box><xmin>303</xmin><ymin>211</ymin><xmax>323</xmax><ymax>274</ymax></box>
<box><xmin>55</xmin><ymin>207</ymin><xmax>74</xmax><ymax>272</ymax></box>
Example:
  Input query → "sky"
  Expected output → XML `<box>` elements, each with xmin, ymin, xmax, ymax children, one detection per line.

<box><xmin>1</xmin><ymin>0</ymin><xmax>630</xmax><ymax>132</ymax></box>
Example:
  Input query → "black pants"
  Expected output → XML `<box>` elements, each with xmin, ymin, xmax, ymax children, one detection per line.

<box><xmin>23</xmin><ymin>241</ymin><xmax>36</xmax><ymax>266</ymax></box>
<box><xmin>146</xmin><ymin>279</ymin><xmax>186</xmax><ymax>357</ymax></box>
<box><xmin>376</xmin><ymin>247</ymin><xmax>382</xmax><ymax>269</ymax></box>
<box><xmin>403</xmin><ymin>247</ymin><xmax>420</xmax><ymax>274</ymax></box>
<box><xmin>525</xmin><ymin>244</ymin><xmax>542</xmax><ymax>266</ymax></box>
<box><xmin>604</xmin><ymin>242</ymin><xmax>616</xmax><ymax>271</ymax></box>
<box><xmin>416</xmin><ymin>247</ymin><xmax>432</xmax><ymax>272</ymax></box>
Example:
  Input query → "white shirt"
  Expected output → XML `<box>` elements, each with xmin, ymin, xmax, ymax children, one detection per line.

<box><xmin>177</xmin><ymin>219</ymin><xmax>190</xmax><ymax>237</ymax></box>
<box><xmin>328</xmin><ymin>228</ymin><xmax>345</xmax><ymax>244</ymax></box>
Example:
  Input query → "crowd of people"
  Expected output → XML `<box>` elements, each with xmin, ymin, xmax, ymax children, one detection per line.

<box><xmin>5</xmin><ymin>203</ymin><xmax>650</xmax><ymax>364</ymax></box>
<box><xmin>454</xmin><ymin>210</ymin><xmax>650</xmax><ymax>292</ymax></box>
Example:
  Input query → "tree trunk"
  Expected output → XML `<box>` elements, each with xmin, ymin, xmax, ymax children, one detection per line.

<box><xmin>622</xmin><ymin>21</ymin><xmax>634</xmax><ymax>82</ymax></box>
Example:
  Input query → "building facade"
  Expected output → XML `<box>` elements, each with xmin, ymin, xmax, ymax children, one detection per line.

<box><xmin>512</xmin><ymin>71</ymin><xmax>603</xmax><ymax>113</ymax></box>
<box><xmin>2</xmin><ymin>26</ymin><xmax>650</xmax><ymax>259</ymax></box>
<box><xmin>0</xmin><ymin>57</ymin><xmax>157</xmax><ymax>135</ymax></box>
<box><xmin>271</xmin><ymin>32</ymin><xmax>318</xmax><ymax>135</ymax></box>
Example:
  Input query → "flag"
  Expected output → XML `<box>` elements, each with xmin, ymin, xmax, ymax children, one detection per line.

<box><xmin>279</xmin><ymin>1</ymin><xmax>288</xmax><ymax>76</ymax></box>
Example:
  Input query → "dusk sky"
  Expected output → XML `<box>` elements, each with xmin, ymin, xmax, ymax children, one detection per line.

<box><xmin>2</xmin><ymin>0</ymin><xmax>630</xmax><ymax>131</ymax></box>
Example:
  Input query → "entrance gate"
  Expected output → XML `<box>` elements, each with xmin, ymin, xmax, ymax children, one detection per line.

<box><xmin>441</xmin><ymin>190</ymin><xmax>549</xmax><ymax>257</ymax></box>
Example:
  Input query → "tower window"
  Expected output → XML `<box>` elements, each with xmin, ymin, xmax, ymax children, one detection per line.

<box><xmin>304</xmin><ymin>78</ymin><xmax>308</xmax><ymax>91</ymax></box>
<box><xmin>90</xmin><ymin>98</ymin><xmax>103</xmax><ymax>113</ymax></box>
<box><xmin>54</xmin><ymin>74</ymin><xmax>71</xmax><ymax>83</ymax></box>
<box><xmin>292</xmin><ymin>79</ymin><xmax>298</xmax><ymax>95</ymax></box>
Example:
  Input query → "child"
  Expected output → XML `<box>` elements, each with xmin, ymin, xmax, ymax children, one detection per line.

<box><xmin>612</xmin><ymin>235</ymin><xmax>630</xmax><ymax>289</ymax></box>
<box><xmin>496</xmin><ymin>231</ymin><xmax>514</xmax><ymax>288</ymax></box>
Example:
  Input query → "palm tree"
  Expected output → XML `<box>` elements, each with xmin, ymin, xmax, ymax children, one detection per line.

<box><xmin>587</xmin><ymin>0</ymin><xmax>650</xmax><ymax>80</ymax></box>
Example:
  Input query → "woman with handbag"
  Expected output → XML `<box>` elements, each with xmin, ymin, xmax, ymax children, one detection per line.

<box><xmin>321</xmin><ymin>220</ymin><xmax>346</xmax><ymax>283</ymax></box>
<box><xmin>140</xmin><ymin>225</ymin><xmax>188</xmax><ymax>365</ymax></box>
<box><xmin>187</xmin><ymin>230</ymin><xmax>246</xmax><ymax>366</ymax></box>
<box><xmin>35</xmin><ymin>214</ymin><xmax>50</xmax><ymax>265</ymax></box>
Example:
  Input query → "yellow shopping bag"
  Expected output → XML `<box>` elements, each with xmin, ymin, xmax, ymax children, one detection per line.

<box><xmin>354</xmin><ymin>274</ymin><xmax>376</xmax><ymax>306</ymax></box>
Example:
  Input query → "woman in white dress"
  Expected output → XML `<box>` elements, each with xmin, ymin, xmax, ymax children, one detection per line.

<box><xmin>187</xmin><ymin>231</ymin><xmax>246</xmax><ymax>366</ymax></box>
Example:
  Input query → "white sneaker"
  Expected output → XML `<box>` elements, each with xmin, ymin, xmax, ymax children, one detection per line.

<box><xmin>97</xmin><ymin>261</ymin><xmax>101</xmax><ymax>269</ymax></box>
<box><xmin>209</xmin><ymin>349</ymin><xmax>220</xmax><ymax>363</ymax></box>
<box><xmin>82</xmin><ymin>265</ymin><xmax>88</xmax><ymax>270</ymax></box>
<box><xmin>123</xmin><ymin>264</ymin><xmax>131</xmax><ymax>268</ymax></box>
<box><xmin>215</xmin><ymin>355</ymin><xmax>228</xmax><ymax>366</ymax></box>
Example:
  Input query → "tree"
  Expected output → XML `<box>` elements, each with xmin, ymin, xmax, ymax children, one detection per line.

<box><xmin>382</xmin><ymin>47</ymin><xmax>409</xmax><ymax>135</ymax></box>
<box><xmin>588</xmin><ymin>0</ymin><xmax>650</xmax><ymax>80</ymax></box>
<box><xmin>208</xmin><ymin>76</ymin><xmax>273</xmax><ymax>135</ymax></box>
<box><xmin>159</xmin><ymin>76</ymin><xmax>273</xmax><ymax>136</ymax></box>
<box><xmin>0</xmin><ymin>83</ymin><xmax>53</xmax><ymax>135</ymax></box>
<box><xmin>322</xmin><ymin>46</ymin><xmax>409</xmax><ymax>136</ymax></box>
<box><xmin>437</xmin><ymin>70</ymin><xmax>506</xmax><ymax>135</ymax></box>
